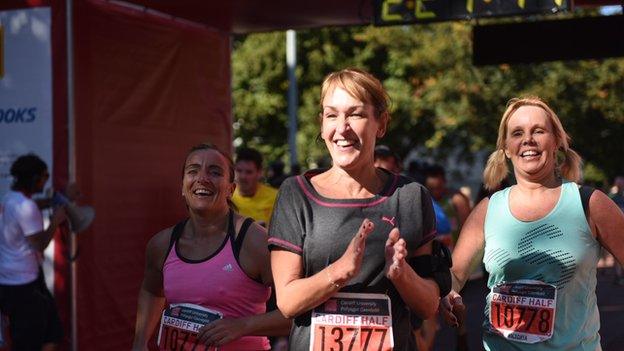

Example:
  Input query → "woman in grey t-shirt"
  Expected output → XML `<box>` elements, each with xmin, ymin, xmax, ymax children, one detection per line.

<box><xmin>269</xmin><ymin>68</ymin><xmax>443</xmax><ymax>351</ymax></box>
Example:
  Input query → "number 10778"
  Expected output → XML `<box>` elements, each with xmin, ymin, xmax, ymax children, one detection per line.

<box><xmin>491</xmin><ymin>302</ymin><xmax>554</xmax><ymax>335</ymax></box>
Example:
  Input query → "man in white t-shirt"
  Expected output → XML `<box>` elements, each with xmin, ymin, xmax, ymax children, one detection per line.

<box><xmin>0</xmin><ymin>154</ymin><xmax>67</xmax><ymax>350</ymax></box>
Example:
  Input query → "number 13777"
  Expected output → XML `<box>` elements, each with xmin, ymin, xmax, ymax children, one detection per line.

<box><xmin>313</xmin><ymin>326</ymin><xmax>391</xmax><ymax>351</ymax></box>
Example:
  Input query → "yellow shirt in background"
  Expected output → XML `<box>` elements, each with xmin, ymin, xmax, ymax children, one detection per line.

<box><xmin>232</xmin><ymin>183</ymin><xmax>278</xmax><ymax>226</ymax></box>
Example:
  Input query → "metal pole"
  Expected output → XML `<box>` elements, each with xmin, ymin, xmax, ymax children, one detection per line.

<box><xmin>286</xmin><ymin>30</ymin><xmax>298</xmax><ymax>170</ymax></box>
<box><xmin>65</xmin><ymin>0</ymin><xmax>78</xmax><ymax>349</ymax></box>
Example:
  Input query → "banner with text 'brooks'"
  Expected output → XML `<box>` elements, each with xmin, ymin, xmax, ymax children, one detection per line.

<box><xmin>0</xmin><ymin>6</ymin><xmax>60</xmax><ymax>305</ymax></box>
<box><xmin>0</xmin><ymin>7</ymin><xmax>52</xmax><ymax>196</ymax></box>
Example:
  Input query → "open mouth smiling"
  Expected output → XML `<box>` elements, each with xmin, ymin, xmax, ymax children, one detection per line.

<box><xmin>520</xmin><ymin>150</ymin><xmax>541</xmax><ymax>159</ymax></box>
<box><xmin>334</xmin><ymin>139</ymin><xmax>359</xmax><ymax>149</ymax></box>
<box><xmin>192</xmin><ymin>188</ymin><xmax>214</xmax><ymax>197</ymax></box>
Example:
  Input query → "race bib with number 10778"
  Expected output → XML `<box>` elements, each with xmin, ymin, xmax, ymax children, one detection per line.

<box><xmin>310</xmin><ymin>292</ymin><xmax>394</xmax><ymax>351</ymax></box>
<box><xmin>157</xmin><ymin>303</ymin><xmax>222</xmax><ymax>351</ymax></box>
<box><xmin>488</xmin><ymin>280</ymin><xmax>557</xmax><ymax>344</ymax></box>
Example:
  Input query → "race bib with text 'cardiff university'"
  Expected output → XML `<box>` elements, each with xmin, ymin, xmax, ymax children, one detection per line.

<box><xmin>157</xmin><ymin>303</ymin><xmax>222</xmax><ymax>351</ymax></box>
<box><xmin>488</xmin><ymin>280</ymin><xmax>557</xmax><ymax>344</ymax></box>
<box><xmin>310</xmin><ymin>292</ymin><xmax>394</xmax><ymax>351</ymax></box>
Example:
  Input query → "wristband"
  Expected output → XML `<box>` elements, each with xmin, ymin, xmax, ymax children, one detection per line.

<box><xmin>326</xmin><ymin>264</ymin><xmax>341</xmax><ymax>289</ymax></box>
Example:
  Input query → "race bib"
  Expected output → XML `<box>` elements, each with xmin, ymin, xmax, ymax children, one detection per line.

<box><xmin>488</xmin><ymin>280</ymin><xmax>557</xmax><ymax>344</ymax></box>
<box><xmin>310</xmin><ymin>292</ymin><xmax>394</xmax><ymax>351</ymax></box>
<box><xmin>157</xmin><ymin>303</ymin><xmax>222</xmax><ymax>351</ymax></box>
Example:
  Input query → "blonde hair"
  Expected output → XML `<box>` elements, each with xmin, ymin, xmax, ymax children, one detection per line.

<box><xmin>320</xmin><ymin>68</ymin><xmax>390</xmax><ymax>120</ymax></box>
<box><xmin>483</xmin><ymin>97</ymin><xmax>582</xmax><ymax>190</ymax></box>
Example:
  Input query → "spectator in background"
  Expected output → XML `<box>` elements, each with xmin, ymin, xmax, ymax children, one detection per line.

<box><xmin>232</xmin><ymin>147</ymin><xmax>278</xmax><ymax>227</ymax></box>
<box><xmin>0</xmin><ymin>154</ymin><xmax>67</xmax><ymax>350</ymax></box>
<box><xmin>609</xmin><ymin>176</ymin><xmax>624</xmax><ymax>285</ymax></box>
<box><xmin>374</xmin><ymin>144</ymin><xmax>402</xmax><ymax>174</ymax></box>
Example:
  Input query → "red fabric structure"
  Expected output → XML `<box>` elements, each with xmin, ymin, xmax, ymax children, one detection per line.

<box><xmin>71</xmin><ymin>1</ymin><xmax>231</xmax><ymax>348</ymax></box>
<box><xmin>120</xmin><ymin>0</ymin><xmax>372</xmax><ymax>33</ymax></box>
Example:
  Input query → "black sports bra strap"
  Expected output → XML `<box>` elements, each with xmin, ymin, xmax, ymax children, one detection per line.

<box><xmin>232</xmin><ymin>217</ymin><xmax>254</xmax><ymax>262</ymax></box>
<box><xmin>579</xmin><ymin>185</ymin><xmax>595</xmax><ymax>215</ymax></box>
<box><xmin>227</xmin><ymin>210</ymin><xmax>235</xmax><ymax>237</ymax></box>
<box><xmin>166</xmin><ymin>219</ymin><xmax>188</xmax><ymax>257</ymax></box>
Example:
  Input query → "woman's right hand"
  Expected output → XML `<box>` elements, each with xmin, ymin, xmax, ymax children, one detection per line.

<box><xmin>331</xmin><ymin>219</ymin><xmax>375</xmax><ymax>284</ymax></box>
<box><xmin>440</xmin><ymin>290</ymin><xmax>465</xmax><ymax>328</ymax></box>
<box><xmin>50</xmin><ymin>206</ymin><xmax>68</xmax><ymax>228</ymax></box>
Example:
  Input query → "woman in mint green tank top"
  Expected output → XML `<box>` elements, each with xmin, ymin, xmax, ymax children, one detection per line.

<box><xmin>440</xmin><ymin>97</ymin><xmax>624</xmax><ymax>351</ymax></box>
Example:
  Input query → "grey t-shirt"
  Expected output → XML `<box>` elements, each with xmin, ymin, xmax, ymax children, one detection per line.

<box><xmin>268</xmin><ymin>169</ymin><xmax>436</xmax><ymax>351</ymax></box>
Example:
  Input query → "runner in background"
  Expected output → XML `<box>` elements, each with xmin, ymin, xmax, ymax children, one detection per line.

<box><xmin>232</xmin><ymin>147</ymin><xmax>287</xmax><ymax>350</ymax></box>
<box><xmin>442</xmin><ymin>97</ymin><xmax>624</xmax><ymax>350</ymax></box>
<box><xmin>132</xmin><ymin>143</ymin><xmax>290</xmax><ymax>351</ymax></box>
<box><xmin>423</xmin><ymin>165</ymin><xmax>471</xmax><ymax>249</ymax></box>
<box><xmin>269</xmin><ymin>68</ymin><xmax>451</xmax><ymax>351</ymax></box>
<box><xmin>415</xmin><ymin>165</ymin><xmax>472</xmax><ymax>351</ymax></box>
<box><xmin>232</xmin><ymin>147</ymin><xmax>278</xmax><ymax>227</ymax></box>
<box><xmin>374</xmin><ymin>144</ymin><xmax>402</xmax><ymax>174</ymax></box>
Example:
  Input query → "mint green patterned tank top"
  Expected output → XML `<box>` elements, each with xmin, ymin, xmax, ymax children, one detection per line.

<box><xmin>482</xmin><ymin>181</ymin><xmax>601</xmax><ymax>350</ymax></box>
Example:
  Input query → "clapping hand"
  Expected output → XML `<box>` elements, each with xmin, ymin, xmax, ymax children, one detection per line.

<box><xmin>384</xmin><ymin>228</ymin><xmax>408</xmax><ymax>280</ymax></box>
<box><xmin>332</xmin><ymin>219</ymin><xmax>376</xmax><ymax>282</ymax></box>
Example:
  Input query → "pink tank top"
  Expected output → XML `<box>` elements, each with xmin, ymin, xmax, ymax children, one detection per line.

<box><xmin>163</xmin><ymin>215</ymin><xmax>271</xmax><ymax>350</ymax></box>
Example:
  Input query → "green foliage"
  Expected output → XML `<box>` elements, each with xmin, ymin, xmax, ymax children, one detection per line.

<box><xmin>583</xmin><ymin>162</ymin><xmax>608</xmax><ymax>185</ymax></box>
<box><xmin>231</xmin><ymin>20</ymin><xmax>624</xmax><ymax>179</ymax></box>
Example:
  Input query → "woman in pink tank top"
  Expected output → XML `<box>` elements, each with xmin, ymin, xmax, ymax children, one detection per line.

<box><xmin>132</xmin><ymin>143</ymin><xmax>291</xmax><ymax>351</ymax></box>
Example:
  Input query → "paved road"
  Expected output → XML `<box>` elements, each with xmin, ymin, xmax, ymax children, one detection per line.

<box><xmin>434</xmin><ymin>267</ymin><xmax>624</xmax><ymax>351</ymax></box>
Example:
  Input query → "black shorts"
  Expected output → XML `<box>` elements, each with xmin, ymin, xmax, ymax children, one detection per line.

<box><xmin>0</xmin><ymin>272</ymin><xmax>63</xmax><ymax>350</ymax></box>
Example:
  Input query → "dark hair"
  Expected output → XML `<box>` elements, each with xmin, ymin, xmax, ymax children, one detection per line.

<box><xmin>407</xmin><ymin>160</ymin><xmax>426</xmax><ymax>184</ymax></box>
<box><xmin>183</xmin><ymin>143</ymin><xmax>235</xmax><ymax>182</ymax></box>
<box><xmin>236</xmin><ymin>147</ymin><xmax>263</xmax><ymax>170</ymax></box>
<box><xmin>424</xmin><ymin>164</ymin><xmax>446</xmax><ymax>180</ymax></box>
<box><xmin>183</xmin><ymin>143</ymin><xmax>237</xmax><ymax>211</ymax></box>
<box><xmin>10</xmin><ymin>154</ymin><xmax>48</xmax><ymax>192</ymax></box>
<box><xmin>269</xmin><ymin>161</ymin><xmax>285</xmax><ymax>175</ymax></box>
<box><xmin>374</xmin><ymin>145</ymin><xmax>400</xmax><ymax>162</ymax></box>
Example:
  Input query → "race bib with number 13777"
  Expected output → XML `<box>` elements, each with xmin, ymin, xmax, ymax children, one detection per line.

<box><xmin>310</xmin><ymin>292</ymin><xmax>394</xmax><ymax>351</ymax></box>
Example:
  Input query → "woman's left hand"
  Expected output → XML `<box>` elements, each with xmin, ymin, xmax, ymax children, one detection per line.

<box><xmin>384</xmin><ymin>228</ymin><xmax>408</xmax><ymax>280</ymax></box>
<box><xmin>196</xmin><ymin>317</ymin><xmax>248</xmax><ymax>347</ymax></box>
<box><xmin>440</xmin><ymin>291</ymin><xmax>464</xmax><ymax>327</ymax></box>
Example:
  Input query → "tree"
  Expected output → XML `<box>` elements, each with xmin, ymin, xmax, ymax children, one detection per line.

<box><xmin>231</xmin><ymin>19</ymin><xmax>624</xmax><ymax>180</ymax></box>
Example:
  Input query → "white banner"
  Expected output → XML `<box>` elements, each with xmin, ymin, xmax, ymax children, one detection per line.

<box><xmin>0</xmin><ymin>7</ymin><xmax>55</xmax><ymax>290</ymax></box>
<box><xmin>0</xmin><ymin>7</ymin><xmax>53</xmax><ymax>196</ymax></box>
